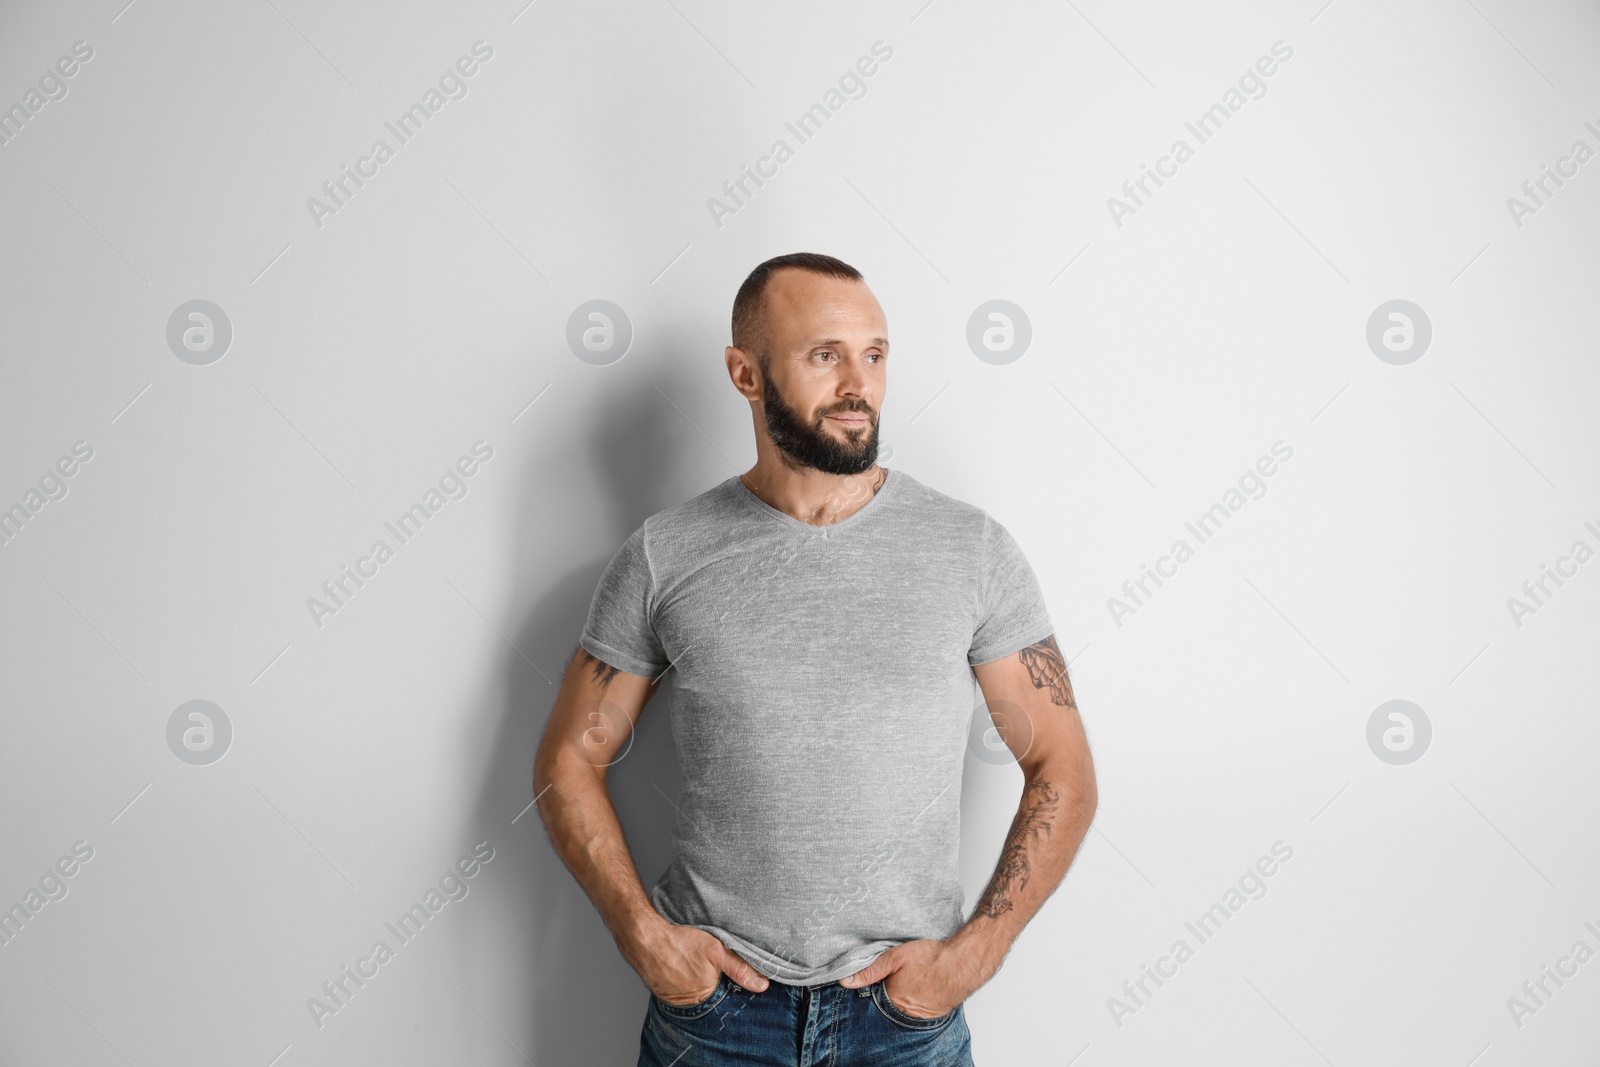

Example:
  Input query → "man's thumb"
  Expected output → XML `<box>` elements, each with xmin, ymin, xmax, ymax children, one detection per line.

<box><xmin>720</xmin><ymin>950</ymin><xmax>770</xmax><ymax>993</ymax></box>
<box><xmin>838</xmin><ymin>952</ymin><xmax>897</xmax><ymax>988</ymax></box>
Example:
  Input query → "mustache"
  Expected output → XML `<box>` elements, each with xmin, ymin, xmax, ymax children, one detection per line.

<box><xmin>821</xmin><ymin>402</ymin><xmax>875</xmax><ymax>419</ymax></box>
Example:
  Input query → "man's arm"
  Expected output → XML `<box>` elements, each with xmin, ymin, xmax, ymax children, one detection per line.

<box><xmin>532</xmin><ymin>645</ymin><xmax>770</xmax><ymax>1002</ymax></box>
<box><xmin>953</xmin><ymin>633</ymin><xmax>1096</xmax><ymax>970</ymax></box>
<box><xmin>839</xmin><ymin>633</ymin><xmax>1096</xmax><ymax>1014</ymax></box>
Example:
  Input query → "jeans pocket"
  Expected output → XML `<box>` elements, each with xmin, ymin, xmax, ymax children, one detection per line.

<box><xmin>651</xmin><ymin>972</ymin><xmax>729</xmax><ymax>1021</ymax></box>
<box><xmin>869</xmin><ymin>979</ymin><xmax>959</xmax><ymax>1031</ymax></box>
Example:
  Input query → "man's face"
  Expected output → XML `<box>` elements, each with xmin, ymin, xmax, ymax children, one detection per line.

<box><xmin>749</xmin><ymin>270</ymin><xmax>887</xmax><ymax>477</ymax></box>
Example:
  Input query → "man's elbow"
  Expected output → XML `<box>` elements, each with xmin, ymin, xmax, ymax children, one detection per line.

<box><xmin>533</xmin><ymin>735</ymin><xmax>607</xmax><ymax>801</ymax></box>
<box><xmin>1076</xmin><ymin>776</ymin><xmax>1099</xmax><ymax>824</ymax></box>
<box><xmin>531</xmin><ymin>732</ymin><xmax>576</xmax><ymax>800</ymax></box>
<box><xmin>1033</xmin><ymin>752</ymin><xmax>1096</xmax><ymax>822</ymax></box>
<box><xmin>1072</xmin><ymin>749</ymin><xmax>1098</xmax><ymax>819</ymax></box>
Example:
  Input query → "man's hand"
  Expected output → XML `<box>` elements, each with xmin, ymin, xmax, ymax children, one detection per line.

<box><xmin>621</xmin><ymin>917</ymin><xmax>771</xmax><ymax>1005</ymax></box>
<box><xmin>837</xmin><ymin>937</ymin><xmax>993</xmax><ymax>1019</ymax></box>
<box><xmin>535</xmin><ymin>650</ymin><xmax>774</xmax><ymax>1007</ymax></box>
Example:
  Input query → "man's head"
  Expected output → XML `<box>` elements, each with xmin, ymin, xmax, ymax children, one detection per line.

<box><xmin>727</xmin><ymin>253</ymin><xmax>887</xmax><ymax>476</ymax></box>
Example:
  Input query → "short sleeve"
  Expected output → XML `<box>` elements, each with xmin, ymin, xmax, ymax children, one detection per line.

<box><xmin>579</xmin><ymin>524</ymin><xmax>670</xmax><ymax>678</ymax></box>
<box><xmin>967</xmin><ymin>514</ymin><xmax>1055</xmax><ymax>666</ymax></box>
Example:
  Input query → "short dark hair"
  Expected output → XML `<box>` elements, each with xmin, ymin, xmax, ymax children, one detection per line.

<box><xmin>731</xmin><ymin>252</ymin><xmax>863</xmax><ymax>361</ymax></box>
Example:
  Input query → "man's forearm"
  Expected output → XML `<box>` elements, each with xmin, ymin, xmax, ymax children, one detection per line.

<box><xmin>534</xmin><ymin>757</ymin><xmax>663</xmax><ymax>945</ymax></box>
<box><xmin>951</xmin><ymin>758</ymin><xmax>1096</xmax><ymax>973</ymax></box>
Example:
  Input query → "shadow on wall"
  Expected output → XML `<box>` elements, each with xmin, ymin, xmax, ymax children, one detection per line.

<box><xmin>457</xmin><ymin>340</ymin><xmax>714</xmax><ymax>1067</ymax></box>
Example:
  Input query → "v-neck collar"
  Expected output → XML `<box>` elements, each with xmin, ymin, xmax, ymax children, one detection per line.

<box><xmin>731</xmin><ymin>468</ymin><xmax>899</xmax><ymax>536</ymax></box>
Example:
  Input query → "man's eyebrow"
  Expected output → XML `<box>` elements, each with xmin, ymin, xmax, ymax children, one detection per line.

<box><xmin>805</xmin><ymin>337</ymin><xmax>890</xmax><ymax>347</ymax></box>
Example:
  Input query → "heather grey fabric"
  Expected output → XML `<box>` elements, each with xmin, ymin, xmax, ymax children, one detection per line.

<box><xmin>579</xmin><ymin>467</ymin><xmax>1054</xmax><ymax>985</ymax></box>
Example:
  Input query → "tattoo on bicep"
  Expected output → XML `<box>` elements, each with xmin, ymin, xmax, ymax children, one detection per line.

<box><xmin>972</xmin><ymin>778</ymin><xmax>1061</xmax><ymax>920</ymax></box>
<box><xmin>1019</xmin><ymin>634</ymin><xmax>1076</xmax><ymax>709</ymax></box>
<box><xmin>578</xmin><ymin>648</ymin><xmax>620</xmax><ymax>689</ymax></box>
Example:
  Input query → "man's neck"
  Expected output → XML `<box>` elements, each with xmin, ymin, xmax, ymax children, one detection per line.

<box><xmin>739</xmin><ymin>462</ymin><xmax>887</xmax><ymax>527</ymax></box>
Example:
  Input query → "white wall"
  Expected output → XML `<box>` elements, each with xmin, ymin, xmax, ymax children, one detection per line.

<box><xmin>1</xmin><ymin>0</ymin><xmax>1596</xmax><ymax>1064</ymax></box>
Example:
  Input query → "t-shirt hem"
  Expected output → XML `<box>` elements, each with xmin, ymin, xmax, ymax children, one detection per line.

<box><xmin>649</xmin><ymin>885</ymin><xmax>903</xmax><ymax>985</ymax></box>
<box><xmin>967</xmin><ymin>618</ymin><xmax>1056</xmax><ymax>667</ymax></box>
<box><xmin>577</xmin><ymin>632</ymin><xmax>668</xmax><ymax>679</ymax></box>
<box><xmin>712</xmin><ymin>927</ymin><xmax>903</xmax><ymax>986</ymax></box>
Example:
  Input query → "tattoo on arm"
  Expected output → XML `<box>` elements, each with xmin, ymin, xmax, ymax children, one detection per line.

<box><xmin>578</xmin><ymin>648</ymin><xmax>620</xmax><ymax>689</ymax></box>
<box><xmin>972</xmin><ymin>777</ymin><xmax>1061</xmax><ymax>920</ymax></box>
<box><xmin>1019</xmin><ymin>634</ymin><xmax>1076</xmax><ymax>709</ymax></box>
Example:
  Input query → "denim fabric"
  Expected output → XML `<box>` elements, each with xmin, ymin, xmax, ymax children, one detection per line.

<box><xmin>637</xmin><ymin>973</ymin><xmax>975</xmax><ymax>1066</ymax></box>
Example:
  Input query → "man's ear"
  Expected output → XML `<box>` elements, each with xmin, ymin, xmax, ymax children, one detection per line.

<box><xmin>727</xmin><ymin>348</ymin><xmax>769</xmax><ymax>404</ymax></box>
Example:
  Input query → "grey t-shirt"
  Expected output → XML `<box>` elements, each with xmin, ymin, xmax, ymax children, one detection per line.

<box><xmin>579</xmin><ymin>467</ymin><xmax>1054</xmax><ymax>985</ymax></box>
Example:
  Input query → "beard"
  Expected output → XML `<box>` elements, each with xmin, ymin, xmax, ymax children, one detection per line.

<box><xmin>759</xmin><ymin>363</ymin><xmax>879</xmax><ymax>476</ymax></box>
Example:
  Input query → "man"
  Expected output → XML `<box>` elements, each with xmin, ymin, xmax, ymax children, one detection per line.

<box><xmin>533</xmin><ymin>252</ymin><xmax>1097</xmax><ymax>1065</ymax></box>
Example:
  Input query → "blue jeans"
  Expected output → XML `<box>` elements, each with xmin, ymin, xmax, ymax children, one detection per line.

<box><xmin>637</xmin><ymin>972</ymin><xmax>975</xmax><ymax>1066</ymax></box>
